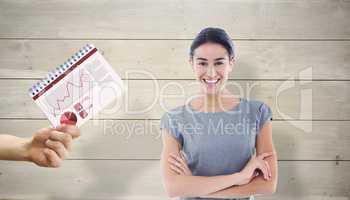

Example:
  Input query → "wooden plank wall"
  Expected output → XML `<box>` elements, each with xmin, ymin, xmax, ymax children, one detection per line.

<box><xmin>0</xmin><ymin>0</ymin><xmax>349</xmax><ymax>199</ymax></box>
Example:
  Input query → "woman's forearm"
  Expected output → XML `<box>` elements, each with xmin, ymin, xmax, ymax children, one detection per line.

<box><xmin>201</xmin><ymin>174</ymin><xmax>276</xmax><ymax>199</ymax></box>
<box><xmin>0</xmin><ymin>135</ymin><xmax>30</xmax><ymax>161</ymax></box>
<box><xmin>164</xmin><ymin>172</ymin><xmax>244</xmax><ymax>198</ymax></box>
<box><xmin>201</xmin><ymin>154</ymin><xmax>278</xmax><ymax>199</ymax></box>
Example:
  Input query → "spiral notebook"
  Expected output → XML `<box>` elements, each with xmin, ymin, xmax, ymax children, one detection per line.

<box><xmin>29</xmin><ymin>44</ymin><xmax>124</xmax><ymax>127</ymax></box>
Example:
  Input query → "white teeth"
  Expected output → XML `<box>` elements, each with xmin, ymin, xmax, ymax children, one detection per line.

<box><xmin>204</xmin><ymin>79</ymin><xmax>219</xmax><ymax>84</ymax></box>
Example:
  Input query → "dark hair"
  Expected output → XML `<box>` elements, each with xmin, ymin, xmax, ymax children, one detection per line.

<box><xmin>189</xmin><ymin>27</ymin><xmax>235</xmax><ymax>59</ymax></box>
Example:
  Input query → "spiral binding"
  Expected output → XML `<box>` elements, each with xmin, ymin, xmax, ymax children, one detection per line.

<box><xmin>29</xmin><ymin>44</ymin><xmax>95</xmax><ymax>98</ymax></box>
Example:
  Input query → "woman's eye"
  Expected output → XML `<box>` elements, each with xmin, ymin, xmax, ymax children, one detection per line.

<box><xmin>215</xmin><ymin>62</ymin><xmax>224</xmax><ymax>66</ymax></box>
<box><xmin>198</xmin><ymin>62</ymin><xmax>207</xmax><ymax>66</ymax></box>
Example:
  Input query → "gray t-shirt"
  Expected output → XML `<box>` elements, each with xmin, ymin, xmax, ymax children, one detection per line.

<box><xmin>160</xmin><ymin>98</ymin><xmax>273</xmax><ymax>200</ymax></box>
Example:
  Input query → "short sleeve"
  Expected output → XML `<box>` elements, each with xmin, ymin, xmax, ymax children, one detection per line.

<box><xmin>256</xmin><ymin>103</ymin><xmax>273</xmax><ymax>134</ymax></box>
<box><xmin>160</xmin><ymin>112</ymin><xmax>183</xmax><ymax>145</ymax></box>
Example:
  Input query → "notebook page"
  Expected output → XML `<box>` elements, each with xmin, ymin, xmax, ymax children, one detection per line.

<box><xmin>29</xmin><ymin>45</ymin><xmax>124</xmax><ymax>127</ymax></box>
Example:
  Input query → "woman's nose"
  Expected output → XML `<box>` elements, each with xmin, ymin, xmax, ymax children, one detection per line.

<box><xmin>206</xmin><ymin>66</ymin><xmax>217</xmax><ymax>77</ymax></box>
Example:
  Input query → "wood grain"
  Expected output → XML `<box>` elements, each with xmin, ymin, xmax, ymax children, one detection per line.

<box><xmin>0</xmin><ymin>0</ymin><xmax>349</xmax><ymax>39</ymax></box>
<box><xmin>0</xmin><ymin>160</ymin><xmax>349</xmax><ymax>200</ymax></box>
<box><xmin>0</xmin><ymin>119</ymin><xmax>349</xmax><ymax>160</ymax></box>
<box><xmin>0</xmin><ymin>40</ymin><xmax>349</xmax><ymax>80</ymax></box>
<box><xmin>0</xmin><ymin>79</ymin><xmax>348</xmax><ymax>120</ymax></box>
<box><xmin>0</xmin><ymin>40</ymin><xmax>350</xmax><ymax>80</ymax></box>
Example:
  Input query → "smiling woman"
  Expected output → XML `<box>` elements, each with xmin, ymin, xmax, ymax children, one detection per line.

<box><xmin>189</xmin><ymin>28</ymin><xmax>235</xmax><ymax>97</ymax></box>
<box><xmin>160</xmin><ymin>27</ymin><xmax>278</xmax><ymax>200</ymax></box>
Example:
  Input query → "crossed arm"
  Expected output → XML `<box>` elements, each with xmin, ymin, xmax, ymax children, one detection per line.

<box><xmin>160</xmin><ymin>121</ymin><xmax>277</xmax><ymax>198</ymax></box>
<box><xmin>201</xmin><ymin>121</ymin><xmax>278</xmax><ymax>198</ymax></box>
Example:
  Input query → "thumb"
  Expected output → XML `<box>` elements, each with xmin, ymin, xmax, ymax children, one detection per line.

<box><xmin>56</xmin><ymin>124</ymin><xmax>80</xmax><ymax>139</ymax></box>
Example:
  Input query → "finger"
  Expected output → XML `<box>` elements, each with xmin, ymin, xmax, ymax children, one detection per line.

<box><xmin>169</xmin><ymin>153</ymin><xmax>182</xmax><ymax>163</ymax></box>
<box><xmin>34</xmin><ymin>127</ymin><xmax>55</xmax><ymax>142</ymax></box>
<box><xmin>258</xmin><ymin>152</ymin><xmax>273</xmax><ymax>158</ymax></box>
<box><xmin>45</xmin><ymin>139</ymin><xmax>68</xmax><ymax>159</ymax></box>
<box><xmin>169</xmin><ymin>162</ymin><xmax>186</xmax><ymax>175</ymax></box>
<box><xmin>56</xmin><ymin>124</ymin><xmax>80</xmax><ymax>139</ymax></box>
<box><xmin>181</xmin><ymin>155</ymin><xmax>191</xmax><ymax>172</ymax></box>
<box><xmin>170</xmin><ymin>153</ymin><xmax>184</xmax><ymax>163</ymax></box>
<box><xmin>255</xmin><ymin>160</ymin><xmax>268</xmax><ymax>180</ymax></box>
<box><xmin>179</xmin><ymin>151</ymin><xmax>192</xmax><ymax>175</ymax></box>
<box><xmin>180</xmin><ymin>152</ymin><xmax>191</xmax><ymax>172</ymax></box>
<box><xmin>168</xmin><ymin>154</ymin><xmax>187</xmax><ymax>172</ymax></box>
<box><xmin>49</xmin><ymin>130</ymin><xmax>73</xmax><ymax>151</ymax></box>
<box><xmin>258</xmin><ymin>152</ymin><xmax>274</xmax><ymax>159</ymax></box>
<box><xmin>167</xmin><ymin>156</ymin><xmax>183</xmax><ymax>168</ymax></box>
<box><xmin>258</xmin><ymin>161</ymin><xmax>269</xmax><ymax>180</ymax></box>
<box><xmin>265</xmin><ymin>160</ymin><xmax>272</xmax><ymax>179</ymax></box>
<box><xmin>180</xmin><ymin>151</ymin><xmax>188</xmax><ymax>162</ymax></box>
<box><xmin>171</xmin><ymin>153</ymin><xmax>188</xmax><ymax>169</ymax></box>
<box><xmin>169</xmin><ymin>163</ymin><xmax>183</xmax><ymax>174</ymax></box>
<box><xmin>43</xmin><ymin>148</ymin><xmax>62</xmax><ymax>168</ymax></box>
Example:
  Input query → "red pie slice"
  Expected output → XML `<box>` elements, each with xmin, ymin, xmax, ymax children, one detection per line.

<box><xmin>60</xmin><ymin>111</ymin><xmax>78</xmax><ymax>125</ymax></box>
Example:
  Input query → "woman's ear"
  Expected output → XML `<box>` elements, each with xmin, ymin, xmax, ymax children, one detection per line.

<box><xmin>230</xmin><ymin>56</ymin><xmax>235</xmax><ymax>66</ymax></box>
<box><xmin>228</xmin><ymin>56</ymin><xmax>235</xmax><ymax>72</ymax></box>
<box><xmin>189</xmin><ymin>57</ymin><xmax>194</xmax><ymax>70</ymax></box>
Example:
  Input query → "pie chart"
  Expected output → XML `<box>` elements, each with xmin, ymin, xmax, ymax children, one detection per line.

<box><xmin>60</xmin><ymin>111</ymin><xmax>77</xmax><ymax>125</ymax></box>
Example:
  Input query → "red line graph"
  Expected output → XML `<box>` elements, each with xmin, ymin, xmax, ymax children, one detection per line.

<box><xmin>49</xmin><ymin>72</ymin><xmax>92</xmax><ymax>116</ymax></box>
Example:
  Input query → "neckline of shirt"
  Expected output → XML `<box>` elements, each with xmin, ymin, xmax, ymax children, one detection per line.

<box><xmin>185</xmin><ymin>97</ymin><xmax>245</xmax><ymax>114</ymax></box>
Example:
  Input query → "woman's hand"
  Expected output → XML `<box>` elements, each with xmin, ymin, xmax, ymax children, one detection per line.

<box><xmin>168</xmin><ymin>150</ymin><xmax>192</xmax><ymax>176</ymax></box>
<box><xmin>238</xmin><ymin>152</ymin><xmax>274</xmax><ymax>185</ymax></box>
<box><xmin>25</xmin><ymin>125</ymin><xmax>80</xmax><ymax>167</ymax></box>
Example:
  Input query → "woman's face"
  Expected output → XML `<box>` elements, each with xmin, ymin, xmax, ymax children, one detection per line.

<box><xmin>190</xmin><ymin>42</ymin><xmax>234</xmax><ymax>95</ymax></box>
